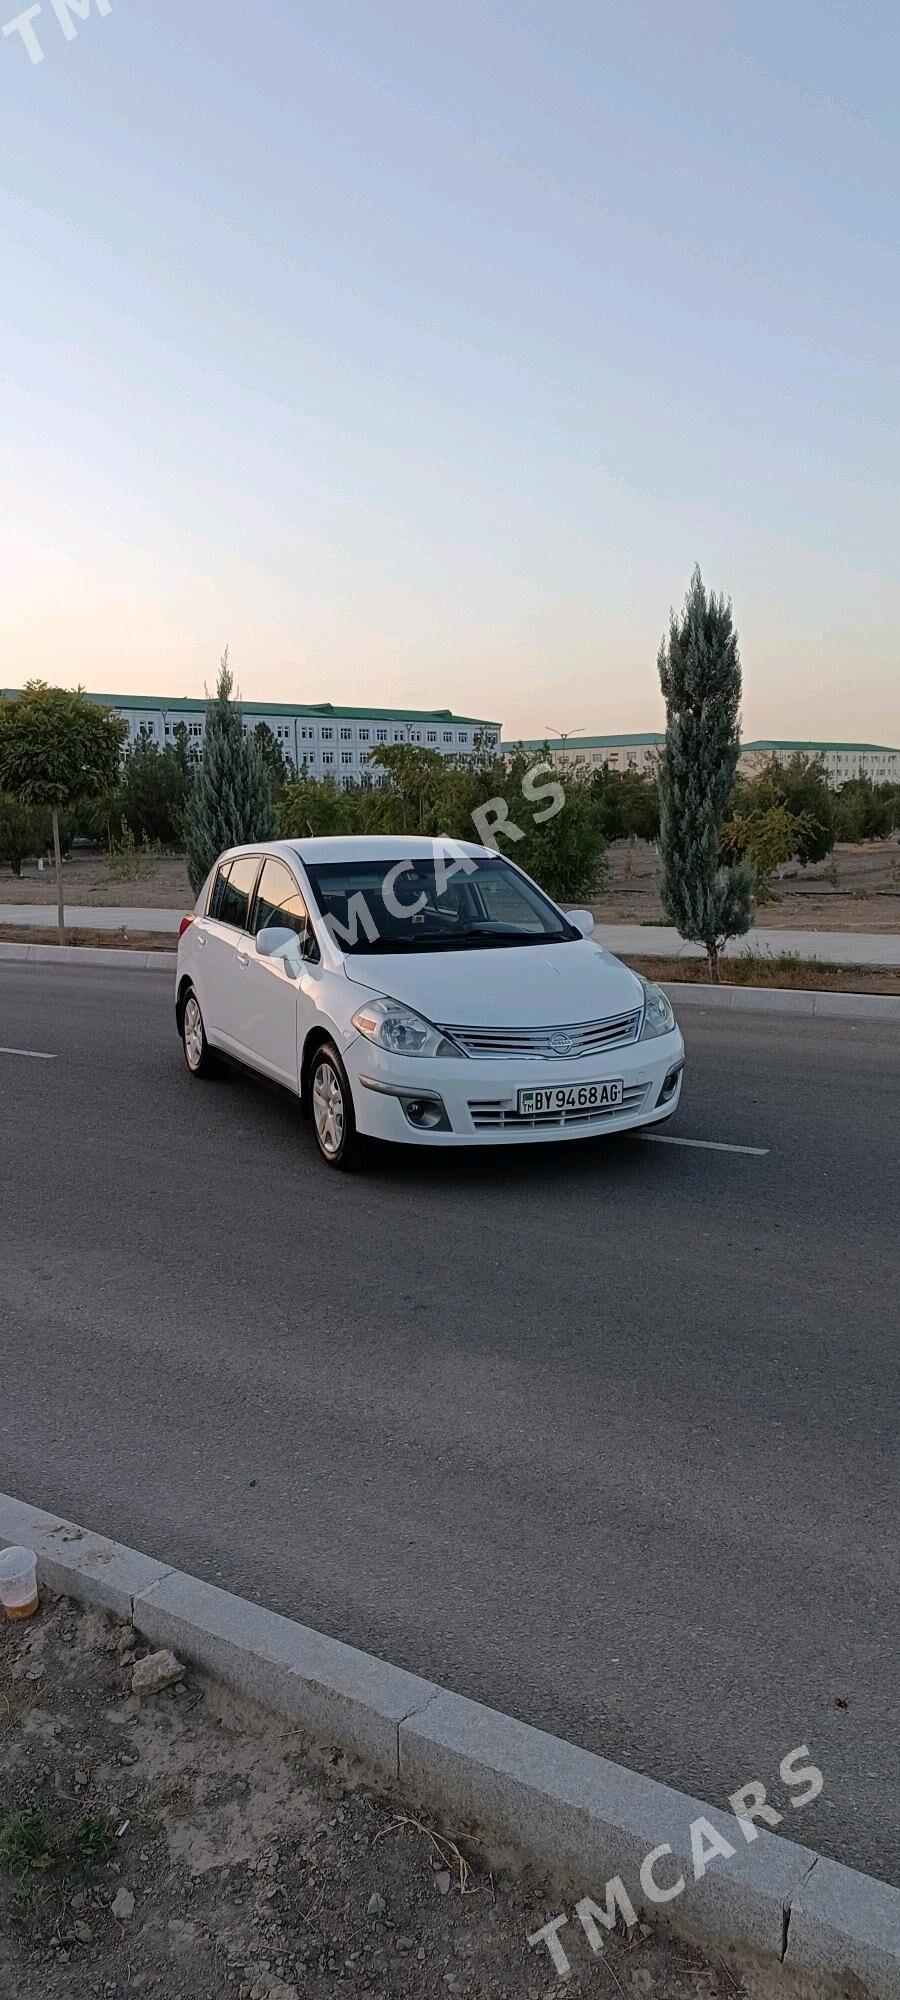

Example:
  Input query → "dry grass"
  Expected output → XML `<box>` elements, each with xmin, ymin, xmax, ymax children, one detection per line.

<box><xmin>626</xmin><ymin>952</ymin><xmax>900</xmax><ymax>995</ymax></box>
<box><xmin>0</xmin><ymin>926</ymin><xmax>174</xmax><ymax>952</ymax></box>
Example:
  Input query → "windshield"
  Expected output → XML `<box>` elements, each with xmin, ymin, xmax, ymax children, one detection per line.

<box><xmin>303</xmin><ymin>855</ymin><xmax>579</xmax><ymax>955</ymax></box>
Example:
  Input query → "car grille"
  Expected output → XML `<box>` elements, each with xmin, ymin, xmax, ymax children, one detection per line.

<box><xmin>438</xmin><ymin>1010</ymin><xmax>642</xmax><ymax>1060</ymax></box>
<box><xmin>468</xmin><ymin>1082</ymin><xmax>650</xmax><ymax>1131</ymax></box>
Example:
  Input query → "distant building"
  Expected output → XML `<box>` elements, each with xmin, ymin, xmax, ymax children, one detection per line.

<box><xmin>502</xmin><ymin>733</ymin><xmax>664</xmax><ymax>772</ymax></box>
<box><xmin>739</xmin><ymin>740</ymin><xmax>900</xmax><ymax>786</ymax></box>
<box><xmin>502</xmin><ymin>733</ymin><xmax>900</xmax><ymax>788</ymax></box>
<box><xmin>1</xmin><ymin>692</ymin><xmax>502</xmax><ymax>788</ymax></box>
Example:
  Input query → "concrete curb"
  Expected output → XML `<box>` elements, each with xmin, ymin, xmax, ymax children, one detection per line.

<box><xmin>2</xmin><ymin>1495</ymin><xmax>898</xmax><ymax>1992</ymax></box>
<box><xmin>0</xmin><ymin>941</ymin><xmax>176</xmax><ymax>970</ymax></box>
<box><xmin>661</xmin><ymin>981</ymin><xmax>900</xmax><ymax>1022</ymax></box>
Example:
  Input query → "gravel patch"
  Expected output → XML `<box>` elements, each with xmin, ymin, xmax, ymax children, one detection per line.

<box><xmin>1</xmin><ymin>1594</ymin><xmax>813</xmax><ymax>2000</ymax></box>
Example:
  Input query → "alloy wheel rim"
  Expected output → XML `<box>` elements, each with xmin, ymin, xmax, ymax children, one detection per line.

<box><xmin>313</xmin><ymin>1061</ymin><xmax>344</xmax><ymax>1156</ymax></box>
<box><xmin>184</xmin><ymin>996</ymin><xmax>203</xmax><ymax>1070</ymax></box>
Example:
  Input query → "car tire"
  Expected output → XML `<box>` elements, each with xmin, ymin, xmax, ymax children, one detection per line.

<box><xmin>181</xmin><ymin>987</ymin><xmax>219</xmax><ymax>1078</ymax></box>
<box><xmin>309</xmin><ymin>1042</ymin><xmax>365</xmax><ymax>1170</ymax></box>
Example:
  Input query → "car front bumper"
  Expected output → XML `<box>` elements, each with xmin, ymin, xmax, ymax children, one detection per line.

<box><xmin>344</xmin><ymin>1028</ymin><xmax>685</xmax><ymax>1146</ymax></box>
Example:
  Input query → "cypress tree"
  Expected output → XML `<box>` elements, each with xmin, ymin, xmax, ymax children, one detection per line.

<box><xmin>184</xmin><ymin>650</ymin><xmax>277</xmax><ymax>893</ymax></box>
<box><xmin>657</xmin><ymin>567</ymin><xmax>753</xmax><ymax>980</ymax></box>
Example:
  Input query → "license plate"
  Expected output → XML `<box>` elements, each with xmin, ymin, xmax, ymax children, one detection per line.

<box><xmin>517</xmin><ymin>1079</ymin><xmax>625</xmax><ymax>1114</ymax></box>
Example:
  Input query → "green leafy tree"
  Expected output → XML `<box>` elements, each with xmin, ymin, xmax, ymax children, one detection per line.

<box><xmin>278</xmin><ymin>774</ymin><xmax>369</xmax><ymax>838</ymax></box>
<box><xmin>723</xmin><ymin>802</ymin><xmax>820</xmax><ymax>900</ymax></box>
<box><xmin>253</xmin><ymin>722</ymin><xmax>291</xmax><ymax>797</ymax></box>
<box><xmin>0</xmin><ymin>683</ymin><xmax>126</xmax><ymax>942</ymax></box>
<box><xmin>183</xmin><ymin>652</ymin><xmax>277</xmax><ymax>894</ymax></box>
<box><xmin>278</xmin><ymin>743</ymin><xmax>606</xmax><ymax>902</ymax></box>
<box><xmin>120</xmin><ymin>738</ymin><xmax>189</xmax><ymax>847</ymax></box>
<box><xmin>833</xmin><ymin>774</ymin><xmax>896</xmax><ymax>841</ymax></box>
<box><xmin>657</xmin><ymin>567</ymin><xmax>753</xmax><ymax>979</ymax></box>
<box><xmin>589</xmin><ymin>762</ymin><xmax>626</xmax><ymax>841</ymax></box>
<box><xmin>0</xmin><ymin>794</ymin><xmax>51</xmax><ymax>876</ymax></box>
<box><xmin>774</xmin><ymin>754</ymin><xmax>835</xmax><ymax>861</ymax></box>
<box><xmin>366</xmin><ymin>744</ymin><xmax>450</xmax><ymax>833</ymax></box>
<box><xmin>591</xmin><ymin>763</ymin><xmax>660</xmax><ymax>842</ymax></box>
<box><xmin>732</xmin><ymin>754</ymin><xmax>833</xmax><ymax>866</ymax></box>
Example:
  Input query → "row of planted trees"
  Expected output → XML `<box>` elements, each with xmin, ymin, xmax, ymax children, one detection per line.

<box><xmin>0</xmin><ymin>656</ymin><xmax>653</xmax><ymax>940</ymax></box>
<box><xmin>3</xmin><ymin>578</ymin><xmax>899</xmax><ymax>967</ymax></box>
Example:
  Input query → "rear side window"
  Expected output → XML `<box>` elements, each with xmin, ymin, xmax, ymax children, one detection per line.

<box><xmin>214</xmin><ymin>855</ymin><xmax>261</xmax><ymax>931</ymax></box>
<box><xmin>251</xmin><ymin>857</ymin><xmax>310</xmax><ymax>940</ymax></box>
<box><xmin>208</xmin><ymin>864</ymin><xmax>230</xmax><ymax>919</ymax></box>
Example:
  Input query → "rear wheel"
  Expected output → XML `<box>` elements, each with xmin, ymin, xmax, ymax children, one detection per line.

<box><xmin>310</xmin><ymin>1043</ymin><xmax>364</xmax><ymax>1170</ymax></box>
<box><xmin>181</xmin><ymin>988</ymin><xmax>219</xmax><ymax>1078</ymax></box>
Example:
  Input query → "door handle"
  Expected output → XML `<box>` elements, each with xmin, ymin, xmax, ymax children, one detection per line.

<box><xmin>196</xmin><ymin>932</ymin><xmax>207</xmax><ymax>949</ymax></box>
<box><xmin>236</xmin><ymin>951</ymin><xmax>250</xmax><ymax>968</ymax></box>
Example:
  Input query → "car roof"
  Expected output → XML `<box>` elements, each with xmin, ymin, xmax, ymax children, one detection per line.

<box><xmin>218</xmin><ymin>836</ymin><xmax>495</xmax><ymax>867</ymax></box>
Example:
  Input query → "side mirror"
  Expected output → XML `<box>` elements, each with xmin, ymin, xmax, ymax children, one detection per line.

<box><xmin>256</xmin><ymin>925</ymin><xmax>299</xmax><ymax>957</ymax></box>
<box><xmin>564</xmin><ymin>909</ymin><xmax>595</xmax><ymax>939</ymax></box>
<box><xmin>256</xmin><ymin>925</ymin><xmax>305</xmax><ymax>974</ymax></box>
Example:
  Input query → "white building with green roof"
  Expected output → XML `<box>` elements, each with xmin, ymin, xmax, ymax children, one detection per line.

<box><xmin>1</xmin><ymin>691</ymin><xmax>502</xmax><ymax>788</ymax></box>
<box><xmin>740</xmin><ymin>740</ymin><xmax>899</xmax><ymax>785</ymax></box>
<box><xmin>502</xmin><ymin>733</ymin><xmax>899</xmax><ymax>787</ymax></box>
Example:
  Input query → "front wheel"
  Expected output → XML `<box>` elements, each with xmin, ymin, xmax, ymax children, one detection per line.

<box><xmin>309</xmin><ymin>1044</ymin><xmax>365</xmax><ymax>1170</ymax></box>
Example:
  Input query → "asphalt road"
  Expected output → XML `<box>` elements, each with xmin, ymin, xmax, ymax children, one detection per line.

<box><xmin>1</xmin><ymin>963</ymin><xmax>898</xmax><ymax>1885</ymax></box>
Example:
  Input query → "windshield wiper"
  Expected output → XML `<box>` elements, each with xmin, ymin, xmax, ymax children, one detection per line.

<box><xmin>346</xmin><ymin>930</ymin><xmax>572</xmax><ymax>954</ymax></box>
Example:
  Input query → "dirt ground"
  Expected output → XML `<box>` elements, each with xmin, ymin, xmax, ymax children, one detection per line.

<box><xmin>590</xmin><ymin>840</ymin><xmax>900</xmax><ymax>933</ymax></box>
<box><xmin>0</xmin><ymin>1594</ymin><xmax>808</xmax><ymax>2000</ymax></box>
<box><xmin>625</xmin><ymin>956</ymin><xmax>900</xmax><ymax>996</ymax></box>
<box><xmin>0</xmin><ymin>854</ymin><xmax>193</xmax><ymax>909</ymax></box>
<box><xmin>0</xmin><ymin>927</ymin><xmax>176</xmax><ymax>952</ymax></box>
<box><xmin>2</xmin><ymin>842</ymin><xmax>900</xmax><ymax>933</ymax></box>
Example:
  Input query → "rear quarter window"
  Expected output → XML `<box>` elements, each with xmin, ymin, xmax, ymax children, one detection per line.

<box><xmin>210</xmin><ymin>856</ymin><xmax>261</xmax><ymax>930</ymax></box>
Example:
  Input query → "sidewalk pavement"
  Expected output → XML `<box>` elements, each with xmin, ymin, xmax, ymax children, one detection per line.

<box><xmin>2</xmin><ymin>903</ymin><xmax>899</xmax><ymax>965</ymax></box>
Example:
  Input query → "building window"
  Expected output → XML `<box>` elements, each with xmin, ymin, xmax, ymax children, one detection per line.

<box><xmin>443</xmin><ymin>730</ymin><xmax>453</xmax><ymax>744</ymax></box>
<box><xmin>321</xmin><ymin>726</ymin><xmax>334</xmax><ymax>740</ymax></box>
<box><xmin>393</xmin><ymin>729</ymin><xmax>405</xmax><ymax>742</ymax></box>
<box><xmin>358</xmin><ymin>727</ymin><xmax>370</xmax><ymax>742</ymax></box>
<box><xmin>322</xmin><ymin>750</ymin><xmax>334</xmax><ymax>766</ymax></box>
<box><xmin>458</xmin><ymin>732</ymin><xmax>468</xmax><ymax>745</ymax></box>
<box><xmin>341</xmin><ymin>751</ymin><xmax>354</xmax><ymax>765</ymax></box>
<box><xmin>377</xmin><ymin>727</ymin><xmax>389</xmax><ymax>743</ymax></box>
<box><xmin>426</xmin><ymin>729</ymin><xmax>438</xmax><ymax>743</ymax></box>
<box><xmin>340</xmin><ymin>726</ymin><xmax>352</xmax><ymax>740</ymax></box>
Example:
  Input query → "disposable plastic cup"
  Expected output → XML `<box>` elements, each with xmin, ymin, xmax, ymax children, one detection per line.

<box><xmin>0</xmin><ymin>1546</ymin><xmax>39</xmax><ymax>1620</ymax></box>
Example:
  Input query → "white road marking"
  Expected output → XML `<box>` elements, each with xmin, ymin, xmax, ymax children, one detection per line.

<box><xmin>643</xmin><ymin>1134</ymin><xmax>769</xmax><ymax>1156</ymax></box>
<box><xmin>0</xmin><ymin>1045</ymin><xmax>57</xmax><ymax>1061</ymax></box>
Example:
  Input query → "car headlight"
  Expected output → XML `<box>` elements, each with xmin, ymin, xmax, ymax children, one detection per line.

<box><xmin>638</xmin><ymin>976</ymin><xmax>676</xmax><ymax>1040</ymax></box>
<box><xmin>350</xmin><ymin>996</ymin><xmax>464</xmax><ymax>1058</ymax></box>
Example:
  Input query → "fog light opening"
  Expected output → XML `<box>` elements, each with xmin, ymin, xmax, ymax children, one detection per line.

<box><xmin>659</xmin><ymin>1063</ymin><xmax>683</xmax><ymax>1104</ymax></box>
<box><xmin>403</xmin><ymin>1096</ymin><xmax>447</xmax><ymax>1130</ymax></box>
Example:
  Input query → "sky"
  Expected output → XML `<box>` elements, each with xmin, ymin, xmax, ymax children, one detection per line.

<box><xmin>1</xmin><ymin>0</ymin><xmax>898</xmax><ymax>741</ymax></box>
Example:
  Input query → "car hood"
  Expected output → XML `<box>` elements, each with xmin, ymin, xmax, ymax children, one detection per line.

<box><xmin>342</xmin><ymin>940</ymin><xmax>645</xmax><ymax>1026</ymax></box>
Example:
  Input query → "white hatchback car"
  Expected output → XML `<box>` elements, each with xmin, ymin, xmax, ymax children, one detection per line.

<box><xmin>176</xmin><ymin>837</ymin><xmax>684</xmax><ymax>1169</ymax></box>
